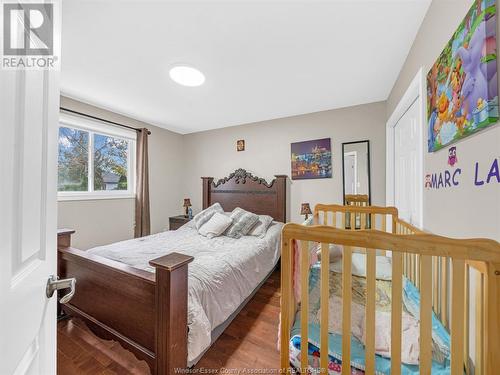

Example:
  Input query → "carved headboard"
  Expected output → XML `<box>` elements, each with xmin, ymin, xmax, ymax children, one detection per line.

<box><xmin>202</xmin><ymin>169</ymin><xmax>287</xmax><ymax>223</ymax></box>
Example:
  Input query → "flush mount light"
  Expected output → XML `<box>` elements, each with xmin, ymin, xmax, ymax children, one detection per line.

<box><xmin>169</xmin><ymin>65</ymin><xmax>205</xmax><ymax>87</ymax></box>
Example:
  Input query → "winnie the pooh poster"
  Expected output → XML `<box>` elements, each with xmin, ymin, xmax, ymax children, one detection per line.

<box><xmin>427</xmin><ymin>0</ymin><xmax>498</xmax><ymax>152</ymax></box>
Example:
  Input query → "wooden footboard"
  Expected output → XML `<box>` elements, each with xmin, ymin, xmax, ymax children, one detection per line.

<box><xmin>57</xmin><ymin>230</ymin><xmax>193</xmax><ymax>375</ymax></box>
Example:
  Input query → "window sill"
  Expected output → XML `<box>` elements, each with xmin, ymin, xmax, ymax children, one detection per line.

<box><xmin>58</xmin><ymin>193</ymin><xmax>136</xmax><ymax>202</ymax></box>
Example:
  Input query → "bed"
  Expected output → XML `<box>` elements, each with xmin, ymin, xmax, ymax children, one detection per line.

<box><xmin>57</xmin><ymin>169</ymin><xmax>287</xmax><ymax>375</ymax></box>
<box><xmin>280</xmin><ymin>204</ymin><xmax>500</xmax><ymax>375</ymax></box>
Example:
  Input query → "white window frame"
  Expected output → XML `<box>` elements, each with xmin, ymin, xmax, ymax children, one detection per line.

<box><xmin>386</xmin><ymin>67</ymin><xmax>425</xmax><ymax>228</ymax></box>
<box><xmin>57</xmin><ymin>113</ymin><xmax>136</xmax><ymax>201</ymax></box>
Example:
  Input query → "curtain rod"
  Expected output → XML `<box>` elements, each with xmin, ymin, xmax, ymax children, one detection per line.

<box><xmin>60</xmin><ymin>107</ymin><xmax>151</xmax><ymax>135</ymax></box>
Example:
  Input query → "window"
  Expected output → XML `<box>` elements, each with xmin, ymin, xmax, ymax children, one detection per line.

<box><xmin>58</xmin><ymin>113</ymin><xmax>136</xmax><ymax>200</ymax></box>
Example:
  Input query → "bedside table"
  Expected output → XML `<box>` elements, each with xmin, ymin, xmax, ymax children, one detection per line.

<box><xmin>169</xmin><ymin>215</ymin><xmax>191</xmax><ymax>230</ymax></box>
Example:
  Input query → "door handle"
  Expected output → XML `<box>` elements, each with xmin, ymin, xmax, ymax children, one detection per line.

<box><xmin>46</xmin><ymin>275</ymin><xmax>76</xmax><ymax>304</ymax></box>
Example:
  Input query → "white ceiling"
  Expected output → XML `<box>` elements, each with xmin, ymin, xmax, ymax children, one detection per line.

<box><xmin>61</xmin><ymin>0</ymin><xmax>431</xmax><ymax>134</ymax></box>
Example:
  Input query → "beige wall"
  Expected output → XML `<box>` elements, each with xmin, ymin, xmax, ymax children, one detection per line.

<box><xmin>387</xmin><ymin>0</ymin><xmax>500</xmax><ymax>241</ymax></box>
<box><xmin>58</xmin><ymin>96</ymin><xmax>185</xmax><ymax>249</ymax></box>
<box><xmin>183</xmin><ymin>101</ymin><xmax>387</xmax><ymax>223</ymax></box>
<box><xmin>58</xmin><ymin>198</ymin><xmax>135</xmax><ymax>249</ymax></box>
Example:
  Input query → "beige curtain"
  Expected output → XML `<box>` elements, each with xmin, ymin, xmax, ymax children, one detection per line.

<box><xmin>134</xmin><ymin>129</ymin><xmax>151</xmax><ymax>237</ymax></box>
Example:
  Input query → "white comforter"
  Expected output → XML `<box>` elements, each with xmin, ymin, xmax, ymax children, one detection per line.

<box><xmin>87</xmin><ymin>221</ymin><xmax>282</xmax><ymax>364</ymax></box>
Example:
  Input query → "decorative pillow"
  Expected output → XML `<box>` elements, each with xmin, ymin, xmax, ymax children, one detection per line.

<box><xmin>225</xmin><ymin>208</ymin><xmax>260</xmax><ymax>238</ymax></box>
<box><xmin>193</xmin><ymin>202</ymin><xmax>223</xmax><ymax>230</ymax></box>
<box><xmin>198</xmin><ymin>212</ymin><xmax>233</xmax><ymax>239</ymax></box>
<box><xmin>247</xmin><ymin>215</ymin><xmax>274</xmax><ymax>238</ymax></box>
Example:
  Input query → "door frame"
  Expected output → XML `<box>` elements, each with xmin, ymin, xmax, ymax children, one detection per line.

<box><xmin>386</xmin><ymin>67</ymin><xmax>425</xmax><ymax>228</ymax></box>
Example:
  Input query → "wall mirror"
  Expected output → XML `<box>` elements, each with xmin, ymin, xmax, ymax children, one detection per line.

<box><xmin>342</xmin><ymin>140</ymin><xmax>371</xmax><ymax>228</ymax></box>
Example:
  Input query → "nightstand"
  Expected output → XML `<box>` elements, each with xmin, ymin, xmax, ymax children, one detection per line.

<box><xmin>169</xmin><ymin>215</ymin><xmax>191</xmax><ymax>230</ymax></box>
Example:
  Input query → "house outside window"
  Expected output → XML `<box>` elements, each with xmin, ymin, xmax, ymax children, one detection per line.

<box><xmin>58</xmin><ymin>113</ymin><xmax>136</xmax><ymax>201</ymax></box>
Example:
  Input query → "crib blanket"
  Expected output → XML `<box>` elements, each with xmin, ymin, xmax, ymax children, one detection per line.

<box><xmin>289</xmin><ymin>263</ymin><xmax>452</xmax><ymax>374</ymax></box>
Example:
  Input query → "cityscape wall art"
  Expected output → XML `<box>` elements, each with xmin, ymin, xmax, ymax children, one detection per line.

<box><xmin>291</xmin><ymin>138</ymin><xmax>332</xmax><ymax>180</ymax></box>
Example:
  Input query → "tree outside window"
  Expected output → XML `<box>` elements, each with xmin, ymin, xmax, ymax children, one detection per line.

<box><xmin>58</xmin><ymin>126</ymin><xmax>132</xmax><ymax>194</ymax></box>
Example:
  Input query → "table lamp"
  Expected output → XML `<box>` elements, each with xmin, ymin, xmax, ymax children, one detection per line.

<box><xmin>183</xmin><ymin>198</ymin><xmax>192</xmax><ymax>217</ymax></box>
<box><xmin>301</xmin><ymin>203</ymin><xmax>312</xmax><ymax>220</ymax></box>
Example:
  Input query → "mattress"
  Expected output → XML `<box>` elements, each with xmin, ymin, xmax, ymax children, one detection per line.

<box><xmin>289</xmin><ymin>262</ymin><xmax>452</xmax><ymax>375</ymax></box>
<box><xmin>87</xmin><ymin>221</ymin><xmax>282</xmax><ymax>364</ymax></box>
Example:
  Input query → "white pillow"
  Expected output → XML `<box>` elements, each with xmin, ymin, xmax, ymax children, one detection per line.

<box><xmin>247</xmin><ymin>215</ymin><xmax>274</xmax><ymax>238</ymax></box>
<box><xmin>316</xmin><ymin>243</ymin><xmax>343</xmax><ymax>262</ymax></box>
<box><xmin>330</xmin><ymin>253</ymin><xmax>392</xmax><ymax>280</ymax></box>
<box><xmin>193</xmin><ymin>202</ymin><xmax>224</xmax><ymax>230</ymax></box>
<box><xmin>198</xmin><ymin>212</ymin><xmax>233</xmax><ymax>239</ymax></box>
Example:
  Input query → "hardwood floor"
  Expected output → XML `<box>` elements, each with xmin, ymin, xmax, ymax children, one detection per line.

<box><xmin>57</xmin><ymin>318</ymin><xmax>151</xmax><ymax>375</ymax></box>
<box><xmin>57</xmin><ymin>270</ymin><xmax>281</xmax><ymax>374</ymax></box>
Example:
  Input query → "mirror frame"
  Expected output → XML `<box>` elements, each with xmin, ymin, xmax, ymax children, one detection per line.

<box><xmin>341</xmin><ymin>140</ymin><xmax>371</xmax><ymax>205</ymax></box>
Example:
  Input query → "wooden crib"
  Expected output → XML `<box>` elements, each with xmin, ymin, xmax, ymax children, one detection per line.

<box><xmin>280</xmin><ymin>204</ymin><xmax>500</xmax><ymax>374</ymax></box>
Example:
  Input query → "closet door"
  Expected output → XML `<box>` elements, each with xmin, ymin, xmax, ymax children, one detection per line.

<box><xmin>394</xmin><ymin>98</ymin><xmax>421</xmax><ymax>225</ymax></box>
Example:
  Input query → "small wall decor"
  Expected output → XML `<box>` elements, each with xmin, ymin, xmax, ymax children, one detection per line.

<box><xmin>300</xmin><ymin>203</ymin><xmax>312</xmax><ymax>220</ymax></box>
<box><xmin>236</xmin><ymin>139</ymin><xmax>245</xmax><ymax>152</ymax></box>
<box><xmin>291</xmin><ymin>138</ymin><xmax>332</xmax><ymax>180</ymax></box>
<box><xmin>448</xmin><ymin>146</ymin><xmax>458</xmax><ymax>167</ymax></box>
<box><xmin>424</xmin><ymin>174</ymin><xmax>433</xmax><ymax>189</ymax></box>
<box><xmin>427</xmin><ymin>0</ymin><xmax>498</xmax><ymax>152</ymax></box>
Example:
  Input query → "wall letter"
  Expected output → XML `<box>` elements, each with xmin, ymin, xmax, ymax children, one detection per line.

<box><xmin>452</xmin><ymin>168</ymin><xmax>461</xmax><ymax>186</ymax></box>
<box><xmin>486</xmin><ymin>159</ymin><xmax>500</xmax><ymax>184</ymax></box>
<box><xmin>431</xmin><ymin>174</ymin><xmax>438</xmax><ymax>189</ymax></box>
<box><xmin>474</xmin><ymin>162</ymin><xmax>485</xmax><ymax>186</ymax></box>
<box><xmin>444</xmin><ymin>170</ymin><xmax>451</xmax><ymax>187</ymax></box>
<box><xmin>438</xmin><ymin>173</ymin><xmax>444</xmax><ymax>189</ymax></box>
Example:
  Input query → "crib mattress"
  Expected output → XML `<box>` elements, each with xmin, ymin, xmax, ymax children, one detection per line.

<box><xmin>289</xmin><ymin>263</ymin><xmax>452</xmax><ymax>375</ymax></box>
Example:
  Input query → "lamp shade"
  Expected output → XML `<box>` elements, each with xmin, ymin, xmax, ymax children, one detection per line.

<box><xmin>300</xmin><ymin>203</ymin><xmax>312</xmax><ymax>215</ymax></box>
<box><xmin>183</xmin><ymin>198</ymin><xmax>192</xmax><ymax>207</ymax></box>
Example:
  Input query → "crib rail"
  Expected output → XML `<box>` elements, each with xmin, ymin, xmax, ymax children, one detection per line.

<box><xmin>280</xmin><ymin>224</ymin><xmax>500</xmax><ymax>375</ymax></box>
<box><xmin>396</xmin><ymin>216</ymin><xmax>486</xmax><ymax>373</ymax></box>
<box><xmin>314</xmin><ymin>204</ymin><xmax>398</xmax><ymax>232</ymax></box>
<box><xmin>396</xmin><ymin>219</ymin><xmax>423</xmax><ymax>290</ymax></box>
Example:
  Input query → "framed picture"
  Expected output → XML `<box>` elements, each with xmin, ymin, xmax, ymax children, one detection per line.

<box><xmin>237</xmin><ymin>139</ymin><xmax>245</xmax><ymax>151</ymax></box>
<box><xmin>291</xmin><ymin>138</ymin><xmax>332</xmax><ymax>180</ymax></box>
<box><xmin>427</xmin><ymin>0</ymin><xmax>498</xmax><ymax>152</ymax></box>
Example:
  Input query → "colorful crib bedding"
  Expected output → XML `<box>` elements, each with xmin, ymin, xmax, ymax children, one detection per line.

<box><xmin>289</xmin><ymin>261</ymin><xmax>452</xmax><ymax>375</ymax></box>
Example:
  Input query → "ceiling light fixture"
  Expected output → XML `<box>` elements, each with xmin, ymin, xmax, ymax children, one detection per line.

<box><xmin>169</xmin><ymin>65</ymin><xmax>205</xmax><ymax>87</ymax></box>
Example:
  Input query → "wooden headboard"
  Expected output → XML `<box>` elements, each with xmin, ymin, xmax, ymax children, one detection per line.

<box><xmin>202</xmin><ymin>169</ymin><xmax>287</xmax><ymax>223</ymax></box>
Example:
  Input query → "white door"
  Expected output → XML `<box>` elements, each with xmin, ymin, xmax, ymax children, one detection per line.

<box><xmin>0</xmin><ymin>2</ymin><xmax>61</xmax><ymax>374</ymax></box>
<box><xmin>394</xmin><ymin>98</ymin><xmax>421</xmax><ymax>225</ymax></box>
